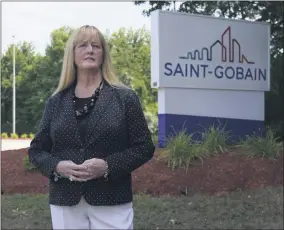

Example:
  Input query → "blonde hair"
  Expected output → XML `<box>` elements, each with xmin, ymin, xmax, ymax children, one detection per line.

<box><xmin>52</xmin><ymin>25</ymin><xmax>123</xmax><ymax>96</ymax></box>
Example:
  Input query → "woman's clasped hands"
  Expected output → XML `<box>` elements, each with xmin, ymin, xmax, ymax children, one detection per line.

<box><xmin>55</xmin><ymin>158</ymin><xmax>107</xmax><ymax>182</ymax></box>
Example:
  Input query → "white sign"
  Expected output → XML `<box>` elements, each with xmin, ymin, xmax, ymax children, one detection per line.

<box><xmin>151</xmin><ymin>10</ymin><xmax>271</xmax><ymax>91</ymax></box>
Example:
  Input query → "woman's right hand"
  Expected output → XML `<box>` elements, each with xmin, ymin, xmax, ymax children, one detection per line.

<box><xmin>55</xmin><ymin>160</ymin><xmax>90</xmax><ymax>182</ymax></box>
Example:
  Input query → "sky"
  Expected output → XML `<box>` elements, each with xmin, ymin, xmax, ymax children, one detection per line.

<box><xmin>2</xmin><ymin>2</ymin><xmax>151</xmax><ymax>55</ymax></box>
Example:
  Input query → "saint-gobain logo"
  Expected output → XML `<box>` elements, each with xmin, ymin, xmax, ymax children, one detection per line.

<box><xmin>179</xmin><ymin>26</ymin><xmax>254</xmax><ymax>64</ymax></box>
<box><xmin>164</xmin><ymin>26</ymin><xmax>267</xmax><ymax>81</ymax></box>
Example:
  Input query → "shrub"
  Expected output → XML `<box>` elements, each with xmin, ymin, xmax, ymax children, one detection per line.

<box><xmin>23</xmin><ymin>154</ymin><xmax>38</xmax><ymax>172</ymax></box>
<box><xmin>151</xmin><ymin>134</ymin><xmax>158</xmax><ymax>145</ymax></box>
<box><xmin>1</xmin><ymin>133</ymin><xmax>9</xmax><ymax>139</ymax></box>
<box><xmin>10</xmin><ymin>133</ymin><xmax>18</xmax><ymax>139</ymax></box>
<box><xmin>159</xmin><ymin>127</ymin><xmax>206</xmax><ymax>173</ymax></box>
<box><xmin>200</xmin><ymin>122</ymin><xmax>231</xmax><ymax>154</ymax></box>
<box><xmin>239</xmin><ymin>127</ymin><xmax>281</xmax><ymax>159</ymax></box>
<box><xmin>21</xmin><ymin>133</ymin><xmax>28</xmax><ymax>139</ymax></box>
<box><xmin>29</xmin><ymin>133</ymin><xmax>34</xmax><ymax>139</ymax></box>
<box><xmin>145</xmin><ymin>111</ymin><xmax>158</xmax><ymax>135</ymax></box>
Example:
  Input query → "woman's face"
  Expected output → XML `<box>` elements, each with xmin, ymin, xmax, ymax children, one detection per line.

<box><xmin>74</xmin><ymin>30</ymin><xmax>103</xmax><ymax>71</ymax></box>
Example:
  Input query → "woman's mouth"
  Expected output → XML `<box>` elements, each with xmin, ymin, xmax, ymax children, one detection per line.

<box><xmin>85</xmin><ymin>57</ymin><xmax>95</xmax><ymax>61</ymax></box>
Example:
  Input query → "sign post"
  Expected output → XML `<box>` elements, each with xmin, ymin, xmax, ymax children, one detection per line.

<box><xmin>151</xmin><ymin>10</ymin><xmax>270</xmax><ymax>147</ymax></box>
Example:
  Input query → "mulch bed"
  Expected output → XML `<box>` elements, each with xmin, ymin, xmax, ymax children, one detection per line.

<box><xmin>1</xmin><ymin>148</ymin><xmax>283</xmax><ymax>196</ymax></box>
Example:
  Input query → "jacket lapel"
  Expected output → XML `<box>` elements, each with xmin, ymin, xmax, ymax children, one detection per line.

<box><xmin>63</xmin><ymin>85</ymin><xmax>84</xmax><ymax>147</ymax></box>
<box><xmin>85</xmin><ymin>82</ymin><xmax>115</xmax><ymax>145</ymax></box>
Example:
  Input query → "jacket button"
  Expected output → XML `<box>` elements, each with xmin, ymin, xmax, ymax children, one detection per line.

<box><xmin>80</xmin><ymin>149</ymin><xmax>84</xmax><ymax>153</ymax></box>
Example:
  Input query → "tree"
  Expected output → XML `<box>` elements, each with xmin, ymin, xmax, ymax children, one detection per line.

<box><xmin>1</xmin><ymin>27</ymin><xmax>74</xmax><ymax>133</ymax></box>
<box><xmin>26</xmin><ymin>27</ymin><xmax>74</xmax><ymax>131</ymax></box>
<box><xmin>1</xmin><ymin>42</ymin><xmax>37</xmax><ymax>133</ymax></box>
<box><xmin>108</xmin><ymin>27</ymin><xmax>158</xmax><ymax>133</ymax></box>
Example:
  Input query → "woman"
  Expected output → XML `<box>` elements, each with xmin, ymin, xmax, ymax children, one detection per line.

<box><xmin>28</xmin><ymin>25</ymin><xmax>155</xmax><ymax>230</ymax></box>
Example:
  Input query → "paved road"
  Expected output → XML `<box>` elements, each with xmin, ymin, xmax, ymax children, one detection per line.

<box><xmin>1</xmin><ymin>139</ymin><xmax>31</xmax><ymax>151</ymax></box>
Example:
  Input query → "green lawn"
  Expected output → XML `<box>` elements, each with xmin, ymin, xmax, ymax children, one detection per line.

<box><xmin>1</xmin><ymin>186</ymin><xmax>283</xmax><ymax>229</ymax></box>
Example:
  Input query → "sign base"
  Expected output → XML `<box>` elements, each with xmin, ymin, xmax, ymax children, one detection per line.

<box><xmin>158</xmin><ymin>113</ymin><xmax>264</xmax><ymax>148</ymax></box>
<box><xmin>157</xmin><ymin>88</ymin><xmax>265</xmax><ymax>148</ymax></box>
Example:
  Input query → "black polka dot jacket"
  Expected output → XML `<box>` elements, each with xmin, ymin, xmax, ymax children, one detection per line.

<box><xmin>28</xmin><ymin>82</ymin><xmax>155</xmax><ymax>206</ymax></box>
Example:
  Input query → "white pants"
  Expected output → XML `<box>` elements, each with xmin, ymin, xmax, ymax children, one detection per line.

<box><xmin>50</xmin><ymin>197</ymin><xmax>134</xmax><ymax>229</ymax></box>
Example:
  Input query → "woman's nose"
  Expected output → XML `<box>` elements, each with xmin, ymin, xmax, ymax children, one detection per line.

<box><xmin>86</xmin><ymin>44</ymin><xmax>93</xmax><ymax>52</ymax></box>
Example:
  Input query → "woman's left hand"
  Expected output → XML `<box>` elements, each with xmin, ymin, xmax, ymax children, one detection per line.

<box><xmin>80</xmin><ymin>158</ymin><xmax>107</xmax><ymax>181</ymax></box>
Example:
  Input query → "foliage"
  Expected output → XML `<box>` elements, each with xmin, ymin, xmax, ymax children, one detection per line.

<box><xmin>23</xmin><ymin>155</ymin><xmax>38</xmax><ymax>172</ymax></box>
<box><xmin>239</xmin><ymin>127</ymin><xmax>282</xmax><ymax>159</ymax></box>
<box><xmin>200</xmin><ymin>122</ymin><xmax>231</xmax><ymax>154</ymax></box>
<box><xmin>151</xmin><ymin>134</ymin><xmax>158</xmax><ymax>146</ymax></box>
<box><xmin>159</xmin><ymin>126</ymin><xmax>206</xmax><ymax>172</ymax></box>
<box><xmin>2</xmin><ymin>133</ymin><xmax>9</xmax><ymax>139</ymax></box>
<box><xmin>158</xmin><ymin>123</ymin><xmax>282</xmax><ymax>171</ymax></box>
<box><xmin>265</xmin><ymin>53</ymin><xmax>284</xmax><ymax>138</ymax></box>
<box><xmin>108</xmin><ymin>27</ymin><xmax>157</xmax><ymax>120</ymax></box>
<box><xmin>10</xmin><ymin>133</ymin><xmax>18</xmax><ymax>139</ymax></box>
<box><xmin>1</xmin><ymin>132</ymin><xmax>33</xmax><ymax>139</ymax></box>
<box><xmin>145</xmin><ymin>110</ymin><xmax>158</xmax><ymax>135</ymax></box>
<box><xmin>20</xmin><ymin>133</ymin><xmax>28</xmax><ymax>139</ymax></box>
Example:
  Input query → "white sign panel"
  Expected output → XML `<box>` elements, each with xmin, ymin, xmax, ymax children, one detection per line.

<box><xmin>151</xmin><ymin>10</ymin><xmax>270</xmax><ymax>91</ymax></box>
